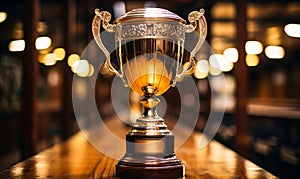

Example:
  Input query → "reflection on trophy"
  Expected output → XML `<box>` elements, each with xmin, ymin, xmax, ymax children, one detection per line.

<box><xmin>92</xmin><ymin>7</ymin><xmax>207</xmax><ymax>178</ymax></box>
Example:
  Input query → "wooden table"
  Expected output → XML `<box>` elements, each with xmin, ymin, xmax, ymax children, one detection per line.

<box><xmin>0</xmin><ymin>118</ymin><xmax>277</xmax><ymax>178</ymax></box>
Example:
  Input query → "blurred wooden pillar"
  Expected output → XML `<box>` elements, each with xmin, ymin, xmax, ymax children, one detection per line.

<box><xmin>234</xmin><ymin>0</ymin><xmax>250</xmax><ymax>156</ymax></box>
<box><xmin>21</xmin><ymin>0</ymin><xmax>39</xmax><ymax>159</ymax></box>
<box><xmin>62</xmin><ymin>0</ymin><xmax>76</xmax><ymax>139</ymax></box>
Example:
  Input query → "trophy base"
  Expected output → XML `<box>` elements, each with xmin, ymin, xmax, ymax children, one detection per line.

<box><xmin>116</xmin><ymin>155</ymin><xmax>184</xmax><ymax>178</ymax></box>
<box><xmin>116</xmin><ymin>132</ymin><xmax>184</xmax><ymax>178</ymax></box>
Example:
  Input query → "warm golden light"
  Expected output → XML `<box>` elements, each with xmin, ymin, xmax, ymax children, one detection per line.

<box><xmin>8</xmin><ymin>39</ymin><xmax>25</xmax><ymax>52</ymax></box>
<box><xmin>53</xmin><ymin>48</ymin><xmax>66</xmax><ymax>61</ymax></box>
<box><xmin>36</xmin><ymin>36</ymin><xmax>52</xmax><ymax>50</ymax></box>
<box><xmin>194</xmin><ymin>70</ymin><xmax>208</xmax><ymax>79</ymax></box>
<box><xmin>0</xmin><ymin>12</ymin><xmax>7</xmax><ymax>23</ymax></box>
<box><xmin>246</xmin><ymin>54</ymin><xmax>259</xmax><ymax>67</ymax></box>
<box><xmin>68</xmin><ymin>54</ymin><xmax>80</xmax><ymax>67</ymax></box>
<box><xmin>73</xmin><ymin>60</ymin><xmax>90</xmax><ymax>77</ymax></box>
<box><xmin>266</xmin><ymin>27</ymin><xmax>281</xmax><ymax>45</ymax></box>
<box><xmin>223</xmin><ymin>48</ymin><xmax>238</xmax><ymax>63</ymax></box>
<box><xmin>124</xmin><ymin>56</ymin><xmax>171</xmax><ymax>96</ymax></box>
<box><xmin>245</xmin><ymin>41</ymin><xmax>263</xmax><ymax>54</ymax></box>
<box><xmin>196</xmin><ymin>60</ymin><xmax>209</xmax><ymax>73</ymax></box>
<box><xmin>43</xmin><ymin>53</ymin><xmax>57</xmax><ymax>66</ymax></box>
<box><xmin>284</xmin><ymin>24</ymin><xmax>300</xmax><ymax>38</ymax></box>
<box><xmin>183</xmin><ymin>62</ymin><xmax>194</xmax><ymax>75</ymax></box>
<box><xmin>265</xmin><ymin>45</ymin><xmax>285</xmax><ymax>59</ymax></box>
<box><xmin>209</xmin><ymin>54</ymin><xmax>233</xmax><ymax>72</ymax></box>
<box><xmin>209</xmin><ymin>54</ymin><xmax>222</xmax><ymax>69</ymax></box>
<box><xmin>88</xmin><ymin>64</ymin><xmax>94</xmax><ymax>77</ymax></box>
<box><xmin>209</xmin><ymin>66</ymin><xmax>222</xmax><ymax>76</ymax></box>
<box><xmin>38</xmin><ymin>54</ymin><xmax>45</xmax><ymax>63</ymax></box>
<box><xmin>37</xmin><ymin>21</ymin><xmax>48</xmax><ymax>33</ymax></box>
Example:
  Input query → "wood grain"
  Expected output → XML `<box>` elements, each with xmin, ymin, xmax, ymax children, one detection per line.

<box><xmin>0</xmin><ymin>118</ymin><xmax>277</xmax><ymax>178</ymax></box>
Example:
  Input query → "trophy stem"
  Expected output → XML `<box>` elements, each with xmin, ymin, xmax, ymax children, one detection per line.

<box><xmin>116</xmin><ymin>94</ymin><xmax>184</xmax><ymax>178</ymax></box>
<box><xmin>139</xmin><ymin>95</ymin><xmax>162</xmax><ymax>121</ymax></box>
<box><xmin>141</xmin><ymin>96</ymin><xmax>159</xmax><ymax>116</ymax></box>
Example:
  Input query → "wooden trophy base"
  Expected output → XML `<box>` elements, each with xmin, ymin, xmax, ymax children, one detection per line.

<box><xmin>116</xmin><ymin>154</ymin><xmax>184</xmax><ymax>178</ymax></box>
<box><xmin>116</xmin><ymin>133</ymin><xmax>185</xmax><ymax>178</ymax></box>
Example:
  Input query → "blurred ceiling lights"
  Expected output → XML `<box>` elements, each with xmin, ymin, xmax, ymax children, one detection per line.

<box><xmin>209</xmin><ymin>0</ymin><xmax>300</xmax><ymax>69</ymax></box>
<box><xmin>284</xmin><ymin>24</ymin><xmax>300</xmax><ymax>38</ymax></box>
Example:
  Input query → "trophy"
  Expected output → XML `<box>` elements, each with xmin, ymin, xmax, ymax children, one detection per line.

<box><xmin>92</xmin><ymin>7</ymin><xmax>206</xmax><ymax>178</ymax></box>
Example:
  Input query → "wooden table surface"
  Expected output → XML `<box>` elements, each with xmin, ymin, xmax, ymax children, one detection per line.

<box><xmin>0</xmin><ymin>118</ymin><xmax>277</xmax><ymax>179</ymax></box>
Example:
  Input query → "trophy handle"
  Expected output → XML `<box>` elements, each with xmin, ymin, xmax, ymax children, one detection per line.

<box><xmin>173</xmin><ymin>9</ymin><xmax>207</xmax><ymax>85</ymax></box>
<box><xmin>186</xmin><ymin>9</ymin><xmax>207</xmax><ymax>57</ymax></box>
<box><xmin>92</xmin><ymin>9</ymin><xmax>127</xmax><ymax>85</ymax></box>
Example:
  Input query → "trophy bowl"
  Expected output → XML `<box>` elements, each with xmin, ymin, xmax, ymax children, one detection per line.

<box><xmin>92</xmin><ymin>7</ymin><xmax>206</xmax><ymax>178</ymax></box>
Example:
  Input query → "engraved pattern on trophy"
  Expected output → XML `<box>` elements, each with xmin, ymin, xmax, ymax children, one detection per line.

<box><xmin>115</xmin><ymin>22</ymin><xmax>185</xmax><ymax>41</ymax></box>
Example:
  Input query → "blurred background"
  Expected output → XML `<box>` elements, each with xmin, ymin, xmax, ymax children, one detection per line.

<box><xmin>0</xmin><ymin>0</ymin><xmax>299</xmax><ymax>178</ymax></box>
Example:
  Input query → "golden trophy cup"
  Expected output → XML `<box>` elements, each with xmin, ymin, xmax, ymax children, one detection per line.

<box><xmin>92</xmin><ymin>7</ymin><xmax>207</xmax><ymax>178</ymax></box>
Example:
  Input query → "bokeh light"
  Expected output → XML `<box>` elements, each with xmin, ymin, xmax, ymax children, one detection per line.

<box><xmin>53</xmin><ymin>48</ymin><xmax>66</xmax><ymax>61</ymax></box>
<box><xmin>35</xmin><ymin>36</ymin><xmax>52</xmax><ymax>50</ymax></box>
<box><xmin>0</xmin><ymin>12</ymin><xmax>7</xmax><ymax>23</ymax></box>
<box><xmin>8</xmin><ymin>39</ymin><xmax>25</xmax><ymax>52</ymax></box>
<box><xmin>284</xmin><ymin>24</ymin><xmax>300</xmax><ymax>38</ymax></box>
<box><xmin>223</xmin><ymin>48</ymin><xmax>238</xmax><ymax>63</ymax></box>
<box><xmin>209</xmin><ymin>66</ymin><xmax>222</xmax><ymax>76</ymax></box>
<box><xmin>88</xmin><ymin>64</ymin><xmax>94</xmax><ymax>77</ymax></box>
<box><xmin>194</xmin><ymin>59</ymin><xmax>209</xmax><ymax>79</ymax></box>
<box><xmin>68</xmin><ymin>54</ymin><xmax>80</xmax><ymax>67</ymax></box>
<box><xmin>196</xmin><ymin>60</ymin><xmax>210</xmax><ymax>73</ymax></box>
<box><xmin>246</xmin><ymin>54</ymin><xmax>259</xmax><ymax>67</ymax></box>
<box><xmin>209</xmin><ymin>54</ymin><xmax>234</xmax><ymax>72</ymax></box>
<box><xmin>72</xmin><ymin>59</ymin><xmax>91</xmax><ymax>77</ymax></box>
<box><xmin>245</xmin><ymin>41</ymin><xmax>263</xmax><ymax>55</ymax></box>
<box><xmin>265</xmin><ymin>45</ymin><xmax>285</xmax><ymax>59</ymax></box>
<box><xmin>194</xmin><ymin>70</ymin><xmax>208</xmax><ymax>79</ymax></box>
<box><xmin>43</xmin><ymin>53</ymin><xmax>57</xmax><ymax>66</ymax></box>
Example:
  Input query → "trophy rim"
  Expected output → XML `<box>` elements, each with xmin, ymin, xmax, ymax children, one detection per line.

<box><xmin>113</xmin><ymin>7</ymin><xmax>186</xmax><ymax>24</ymax></box>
